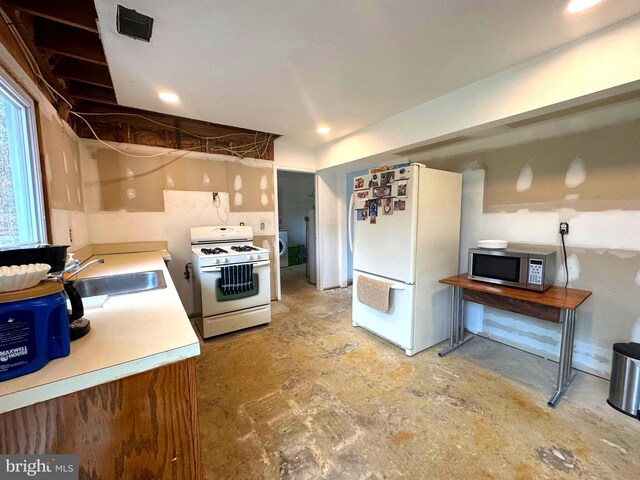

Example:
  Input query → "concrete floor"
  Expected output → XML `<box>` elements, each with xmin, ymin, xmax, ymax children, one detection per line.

<box><xmin>195</xmin><ymin>265</ymin><xmax>640</xmax><ymax>479</ymax></box>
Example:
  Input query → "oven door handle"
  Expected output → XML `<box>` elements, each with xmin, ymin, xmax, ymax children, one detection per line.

<box><xmin>201</xmin><ymin>260</ymin><xmax>270</xmax><ymax>272</ymax></box>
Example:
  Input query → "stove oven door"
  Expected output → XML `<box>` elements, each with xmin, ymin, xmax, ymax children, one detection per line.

<box><xmin>199</xmin><ymin>260</ymin><xmax>270</xmax><ymax>317</ymax></box>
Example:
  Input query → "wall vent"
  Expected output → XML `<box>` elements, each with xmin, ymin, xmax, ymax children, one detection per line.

<box><xmin>117</xmin><ymin>5</ymin><xmax>154</xmax><ymax>42</ymax></box>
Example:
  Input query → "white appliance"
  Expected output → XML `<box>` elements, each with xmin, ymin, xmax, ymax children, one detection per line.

<box><xmin>191</xmin><ymin>225</ymin><xmax>271</xmax><ymax>338</ymax></box>
<box><xmin>348</xmin><ymin>164</ymin><xmax>462</xmax><ymax>356</ymax></box>
<box><xmin>279</xmin><ymin>230</ymin><xmax>289</xmax><ymax>267</ymax></box>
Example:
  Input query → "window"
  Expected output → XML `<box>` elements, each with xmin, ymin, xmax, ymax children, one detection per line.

<box><xmin>0</xmin><ymin>70</ymin><xmax>46</xmax><ymax>247</ymax></box>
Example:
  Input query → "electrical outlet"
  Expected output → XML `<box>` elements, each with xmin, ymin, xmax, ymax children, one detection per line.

<box><xmin>559</xmin><ymin>222</ymin><xmax>569</xmax><ymax>235</ymax></box>
<box><xmin>260</xmin><ymin>222</ymin><xmax>265</xmax><ymax>230</ymax></box>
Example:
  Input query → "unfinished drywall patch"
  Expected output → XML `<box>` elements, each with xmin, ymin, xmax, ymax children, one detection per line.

<box><xmin>37</xmin><ymin>102</ymin><xmax>90</xmax><ymax>248</ymax></box>
<box><xmin>565</xmin><ymin>156</ymin><xmax>586</xmax><ymax>188</ymax></box>
<box><xmin>227</xmin><ymin>161</ymin><xmax>274</xmax><ymax>212</ymax></box>
<box><xmin>86</xmin><ymin>145</ymin><xmax>275</xmax><ymax>214</ymax></box>
<box><xmin>515</xmin><ymin>163</ymin><xmax>533</xmax><ymax>192</ymax></box>
<box><xmin>437</xmin><ymin>119</ymin><xmax>640</xmax><ymax>213</ymax></box>
<box><xmin>555</xmin><ymin>253</ymin><xmax>581</xmax><ymax>285</ymax></box>
<box><xmin>632</xmin><ymin>317</ymin><xmax>640</xmax><ymax>342</ymax></box>
<box><xmin>93</xmin><ymin>148</ymin><xmax>165</xmax><ymax>212</ymax></box>
<box><xmin>255</xmin><ymin>235</ymin><xmax>277</xmax><ymax>300</ymax></box>
<box><xmin>233</xmin><ymin>173</ymin><xmax>243</xmax><ymax>206</ymax></box>
<box><xmin>39</xmin><ymin>109</ymin><xmax>84</xmax><ymax>212</ymax></box>
<box><xmin>163</xmin><ymin>155</ymin><xmax>227</xmax><ymax>192</ymax></box>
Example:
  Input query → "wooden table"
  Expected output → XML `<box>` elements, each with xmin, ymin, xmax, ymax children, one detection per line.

<box><xmin>438</xmin><ymin>274</ymin><xmax>592</xmax><ymax>407</ymax></box>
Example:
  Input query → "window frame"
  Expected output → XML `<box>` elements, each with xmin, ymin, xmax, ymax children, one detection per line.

<box><xmin>0</xmin><ymin>66</ymin><xmax>47</xmax><ymax>247</ymax></box>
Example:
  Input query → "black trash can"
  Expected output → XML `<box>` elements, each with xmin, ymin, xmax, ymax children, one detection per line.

<box><xmin>607</xmin><ymin>342</ymin><xmax>640</xmax><ymax>419</ymax></box>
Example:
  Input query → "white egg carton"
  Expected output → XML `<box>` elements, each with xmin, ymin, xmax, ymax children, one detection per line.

<box><xmin>477</xmin><ymin>239</ymin><xmax>508</xmax><ymax>250</ymax></box>
<box><xmin>0</xmin><ymin>263</ymin><xmax>51</xmax><ymax>293</ymax></box>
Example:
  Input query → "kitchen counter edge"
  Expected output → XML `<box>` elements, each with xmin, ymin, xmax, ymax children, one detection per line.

<box><xmin>0</xmin><ymin>250</ymin><xmax>200</xmax><ymax>414</ymax></box>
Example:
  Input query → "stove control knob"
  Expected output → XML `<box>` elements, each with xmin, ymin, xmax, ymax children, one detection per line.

<box><xmin>214</xmin><ymin>258</ymin><xmax>220</xmax><ymax>264</ymax></box>
<box><xmin>223</xmin><ymin>258</ymin><xmax>229</xmax><ymax>264</ymax></box>
<box><xmin>247</xmin><ymin>255</ymin><xmax>253</xmax><ymax>260</ymax></box>
<box><xmin>255</xmin><ymin>254</ymin><xmax>261</xmax><ymax>260</ymax></box>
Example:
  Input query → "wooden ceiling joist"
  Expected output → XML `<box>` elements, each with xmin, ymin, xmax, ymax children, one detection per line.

<box><xmin>0</xmin><ymin>0</ymin><xmax>70</xmax><ymax>105</ymax></box>
<box><xmin>68</xmin><ymin>82</ymin><xmax>117</xmax><ymax>105</ymax></box>
<box><xmin>54</xmin><ymin>58</ymin><xmax>112</xmax><ymax>88</ymax></box>
<box><xmin>71</xmin><ymin>102</ymin><xmax>277</xmax><ymax>161</ymax></box>
<box><xmin>34</xmin><ymin>19</ymin><xmax>107</xmax><ymax>65</ymax></box>
<box><xmin>11</xmin><ymin>0</ymin><xmax>98</xmax><ymax>33</ymax></box>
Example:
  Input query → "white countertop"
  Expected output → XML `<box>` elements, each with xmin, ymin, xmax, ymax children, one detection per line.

<box><xmin>0</xmin><ymin>250</ymin><xmax>200</xmax><ymax>414</ymax></box>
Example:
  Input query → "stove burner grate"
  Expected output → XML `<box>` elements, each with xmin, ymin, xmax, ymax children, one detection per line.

<box><xmin>201</xmin><ymin>247</ymin><xmax>228</xmax><ymax>255</ymax></box>
<box><xmin>230</xmin><ymin>245</ymin><xmax>258</xmax><ymax>252</ymax></box>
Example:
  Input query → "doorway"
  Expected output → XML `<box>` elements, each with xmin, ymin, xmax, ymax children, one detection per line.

<box><xmin>277</xmin><ymin>170</ymin><xmax>316</xmax><ymax>294</ymax></box>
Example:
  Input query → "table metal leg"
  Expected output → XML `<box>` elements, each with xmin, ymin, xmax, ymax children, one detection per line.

<box><xmin>548</xmin><ymin>308</ymin><xmax>576</xmax><ymax>407</ymax></box>
<box><xmin>439</xmin><ymin>286</ymin><xmax>473</xmax><ymax>357</ymax></box>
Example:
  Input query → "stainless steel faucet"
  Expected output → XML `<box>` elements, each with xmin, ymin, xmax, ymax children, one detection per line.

<box><xmin>64</xmin><ymin>258</ymin><xmax>105</xmax><ymax>280</ymax></box>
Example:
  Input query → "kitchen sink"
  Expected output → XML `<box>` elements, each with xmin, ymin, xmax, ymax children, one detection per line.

<box><xmin>74</xmin><ymin>270</ymin><xmax>167</xmax><ymax>297</ymax></box>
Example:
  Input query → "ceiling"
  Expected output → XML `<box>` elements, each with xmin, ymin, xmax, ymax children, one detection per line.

<box><xmin>94</xmin><ymin>1</ymin><xmax>640</xmax><ymax>147</ymax></box>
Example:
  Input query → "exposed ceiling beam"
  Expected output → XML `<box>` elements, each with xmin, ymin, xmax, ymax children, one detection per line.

<box><xmin>34</xmin><ymin>19</ymin><xmax>107</xmax><ymax>65</ymax></box>
<box><xmin>0</xmin><ymin>0</ymin><xmax>70</xmax><ymax>105</ymax></box>
<box><xmin>73</xmin><ymin>102</ymin><xmax>277</xmax><ymax>136</ymax></box>
<box><xmin>10</xmin><ymin>0</ymin><xmax>98</xmax><ymax>33</ymax></box>
<box><xmin>54</xmin><ymin>58</ymin><xmax>112</xmax><ymax>88</ymax></box>
<box><xmin>70</xmin><ymin>101</ymin><xmax>278</xmax><ymax>161</ymax></box>
<box><xmin>68</xmin><ymin>82</ymin><xmax>117</xmax><ymax>105</ymax></box>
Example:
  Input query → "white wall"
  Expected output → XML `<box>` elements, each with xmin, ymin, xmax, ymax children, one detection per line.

<box><xmin>315</xmin><ymin>15</ymin><xmax>640</xmax><ymax>171</ymax></box>
<box><xmin>316</xmin><ymin>171</ymin><xmax>346</xmax><ymax>290</ymax></box>
<box><xmin>277</xmin><ymin>171</ymin><xmax>315</xmax><ymax>249</ymax></box>
<box><xmin>274</xmin><ymin>140</ymin><xmax>317</xmax><ymax>172</ymax></box>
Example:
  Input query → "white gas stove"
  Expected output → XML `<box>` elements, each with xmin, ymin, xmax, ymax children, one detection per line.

<box><xmin>191</xmin><ymin>226</ymin><xmax>271</xmax><ymax>338</ymax></box>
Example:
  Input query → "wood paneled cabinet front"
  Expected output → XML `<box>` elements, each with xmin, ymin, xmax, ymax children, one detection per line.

<box><xmin>0</xmin><ymin>358</ymin><xmax>202</xmax><ymax>479</ymax></box>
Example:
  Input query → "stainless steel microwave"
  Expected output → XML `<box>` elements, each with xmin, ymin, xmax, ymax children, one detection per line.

<box><xmin>468</xmin><ymin>246</ymin><xmax>556</xmax><ymax>291</ymax></box>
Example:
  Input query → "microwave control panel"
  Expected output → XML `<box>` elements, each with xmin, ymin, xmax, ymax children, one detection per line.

<box><xmin>528</xmin><ymin>259</ymin><xmax>543</xmax><ymax>285</ymax></box>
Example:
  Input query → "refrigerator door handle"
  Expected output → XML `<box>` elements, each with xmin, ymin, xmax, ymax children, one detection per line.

<box><xmin>390</xmin><ymin>284</ymin><xmax>406</xmax><ymax>290</ymax></box>
<box><xmin>348</xmin><ymin>191</ymin><xmax>355</xmax><ymax>253</ymax></box>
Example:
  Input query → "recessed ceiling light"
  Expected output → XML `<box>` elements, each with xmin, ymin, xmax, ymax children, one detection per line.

<box><xmin>317</xmin><ymin>126</ymin><xmax>331</xmax><ymax>134</ymax></box>
<box><xmin>566</xmin><ymin>0</ymin><xmax>602</xmax><ymax>13</ymax></box>
<box><xmin>158</xmin><ymin>91</ymin><xmax>180</xmax><ymax>104</ymax></box>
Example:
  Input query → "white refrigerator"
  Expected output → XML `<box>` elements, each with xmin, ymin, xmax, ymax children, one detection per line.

<box><xmin>349</xmin><ymin>164</ymin><xmax>462</xmax><ymax>356</ymax></box>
